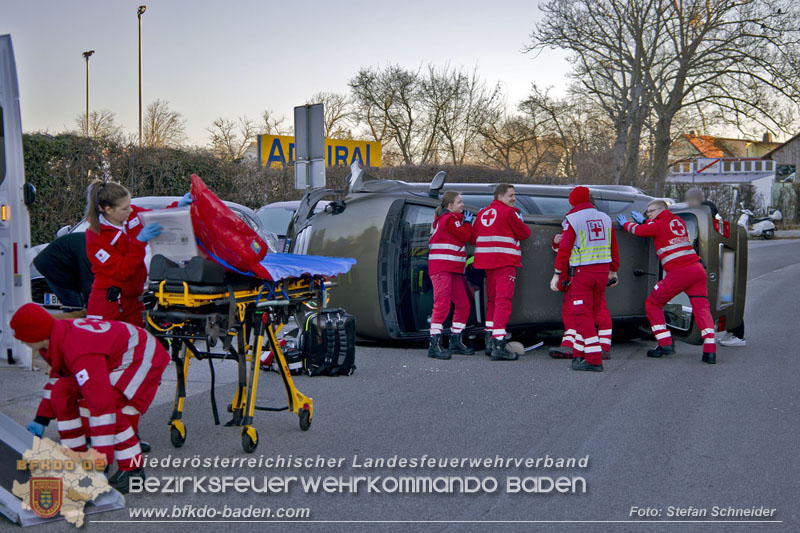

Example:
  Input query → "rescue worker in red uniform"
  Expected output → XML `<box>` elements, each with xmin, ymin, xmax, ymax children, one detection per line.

<box><xmin>427</xmin><ymin>191</ymin><xmax>475</xmax><ymax>359</ymax></box>
<box><xmin>84</xmin><ymin>180</ymin><xmax>192</xmax><ymax>326</ymax></box>
<box><xmin>617</xmin><ymin>200</ymin><xmax>717</xmax><ymax>364</ymax></box>
<box><xmin>549</xmin><ymin>222</ymin><xmax>615</xmax><ymax>359</ymax></box>
<box><xmin>472</xmin><ymin>183</ymin><xmax>531</xmax><ymax>361</ymax></box>
<box><xmin>10</xmin><ymin>303</ymin><xmax>170</xmax><ymax>493</ymax></box>
<box><xmin>550</xmin><ymin>187</ymin><xmax>619</xmax><ymax>371</ymax></box>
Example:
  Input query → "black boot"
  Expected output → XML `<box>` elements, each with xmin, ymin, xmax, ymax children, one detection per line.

<box><xmin>484</xmin><ymin>330</ymin><xmax>492</xmax><ymax>356</ymax></box>
<box><xmin>647</xmin><ymin>344</ymin><xmax>676</xmax><ymax>358</ymax></box>
<box><xmin>137</xmin><ymin>434</ymin><xmax>151</xmax><ymax>453</ymax></box>
<box><xmin>490</xmin><ymin>338</ymin><xmax>518</xmax><ymax>361</ymax></box>
<box><xmin>428</xmin><ymin>334</ymin><xmax>451</xmax><ymax>360</ymax></box>
<box><xmin>702</xmin><ymin>352</ymin><xmax>716</xmax><ymax>364</ymax></box>
<box><xmin>571</xmin><ymin>357</ymin><xmax>603</xmax><ymax>372</ymax></box>
<box><xmin>108</xmin><ymin>467</ymin><xmax>146</xmax><ymax>494</ymax></box>
<box><xmin>449</xmin><ymin>333</ymin><xmax>475</xmax><ymax>355</ymax></box>
<box><xmin>549</xmin><ymin>346</ymin><xmax>572</xmax><ymax>359</ymax></box>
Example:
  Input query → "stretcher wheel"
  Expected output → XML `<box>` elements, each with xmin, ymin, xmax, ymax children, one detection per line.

<box><xmin>242</xmin><ymin>429</ymin><xmax>259</xmax><ymax>453</ymax></box>
<box><xmin>170</xmin><ymin>424</ymin><xmax>186</xmax><ymax>448</ymax></box>
<box><xmin>299</xmin><ymin>409</ymin><xmax>311</xmax><ymax>431</ymax></box>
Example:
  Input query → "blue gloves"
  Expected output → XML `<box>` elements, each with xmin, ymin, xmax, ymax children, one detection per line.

<box><xmin>137</xmin><ymin>223</ymin><xmax>163</xmax><ymax>243</ymax></box>
<box><xmin>463</xmin><ymin>211</ymin><xmax>475</xmax><ymax>224</ymax></box>
<box><xmin>615</xmin><ymin>214</ymin><xmax>628</xmax><ymax>227</ymax></box>
<box><xmin>27</xmin><ymin>421</ymin><xmax>45</xmax><ymax>437</ymax></box>
<box><xmin>517</xmin><ymin>212</ymin><xmax>525</xmax><ymax>222</ymax></box>
<box><xmin>631</xmin><ymin>210</ymin><xmax>645</xmax><ymax>224</ymax></box>
<box><xmin>177</xmin><ymin>192</ymin><xmax>193</xmax><ymax>207</ymax></box>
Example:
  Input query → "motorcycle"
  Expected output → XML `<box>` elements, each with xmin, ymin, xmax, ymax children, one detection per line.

<box><xmin>737</xmin><ymin>204</ymin><xmax>782</xmax><ymax>240</ymax></box>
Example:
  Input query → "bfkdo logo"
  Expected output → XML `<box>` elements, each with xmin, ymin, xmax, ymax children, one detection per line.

<box><xmin>30</xmin><ymin>478</ymin><xmax>63</xmax><ymax>518</ymax></box>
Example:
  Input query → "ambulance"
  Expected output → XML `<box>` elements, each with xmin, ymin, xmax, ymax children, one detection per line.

<box><xmin>0</xmin><ymin>35</ymin><xmax>35</xmax><ymax>368</ymax></box>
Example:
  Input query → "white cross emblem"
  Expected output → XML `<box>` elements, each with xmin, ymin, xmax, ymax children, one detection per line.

<box><xmin>481</xmin><ymin>208</ymin><xmax>497</xmax><ymax>227</ymax></box>
<box><xmin>73</xmin><ymin>318</ymin><xmax>111</xmax><ymax>334</ymax></box>
<box><xmin>669</xmin><ymin>219</ymin><xmax>686</xmax><ymax>236</ymax></box>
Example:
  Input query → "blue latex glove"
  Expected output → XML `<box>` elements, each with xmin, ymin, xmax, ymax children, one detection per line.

<box><xmin>463</xmin><ymin>211</ymin><xmax>475</xmax><ymax>224</ymax></box>
<box><xmin>615</xmin><ymin>214</ymin><xmax>628</xmax><ymax>227</ymax></box>
<box><xmin>631</xmin><ymin>210</ymin><xmax>645</xmax><ymax>224</ymax></box>
<box><xmin>27</xmin><ymin>421</ymin><xmax>45</xmax><ymax>437</ymax></box>
<box><xmin>177</xmin><ymin>192</ymin><xmax>193</xmax><ymax>207</ymax></box>
<box><xmin>137</xmin><ymin>223</ymin><xmax>162</xmax><ymax>243</ymax></box>
<box><xmin>517</xmin><ymin>212</ymin><xmax>525</xmax><ymax>222</ymax></box>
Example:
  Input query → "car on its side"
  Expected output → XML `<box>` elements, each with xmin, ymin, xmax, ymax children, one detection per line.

<box><xmin>29</xmin><ymin>196</ymin><xmax>274</xmax><ymax>307</ymax></box>
<box><xmin>287</xmin><ymin>165</ymin><xmax>747</xmax><ymax>346</ymax></box>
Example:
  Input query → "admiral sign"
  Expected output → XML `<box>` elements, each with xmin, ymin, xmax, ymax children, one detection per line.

<box><xmin>258</xmin><ymin>134</ymin><xmax>381</xmax><ymax>168</ymax></box>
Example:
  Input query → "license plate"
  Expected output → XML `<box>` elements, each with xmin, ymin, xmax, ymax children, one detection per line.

<box><xmin>44</xmin><ymin>293</ymin><xmax>60</xmax><ymax>306</ymax></box>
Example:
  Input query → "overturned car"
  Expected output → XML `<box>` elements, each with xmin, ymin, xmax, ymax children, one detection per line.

<box><xmin>287</xmin><ymin>165</ymin><xmax>747</xmax><ymax>345</ymax></box>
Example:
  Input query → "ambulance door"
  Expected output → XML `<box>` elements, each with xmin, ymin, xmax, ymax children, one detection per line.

<box><xmin>664</xmin><ymin>207</ymin><xmax>747</xmax><ymax>344</ymax></box>
<box><xmin>0</xmin><ymin>35</ymin><xmax>34</xmax><ymax>368</ymax></box>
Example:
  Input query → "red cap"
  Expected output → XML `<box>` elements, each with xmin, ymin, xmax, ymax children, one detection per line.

<box><xmin>10</xmin><ymin>303</ymin><xmax>55</xmax><ymax>343</ymax></box>
<box><xmin>569</xmin><ymin>186</ymin><xmax>591</xmax><ymax>206</ymax></box>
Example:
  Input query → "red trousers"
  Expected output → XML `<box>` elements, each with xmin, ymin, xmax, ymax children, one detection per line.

<box><xmin>560</xmin><ymin>284</ymin><xmax>612</xmax><ymax>352</ymax></box>
<box><xmin>430</xmin><ymin>272</ymin><xmax>471</xmax><ymax>335</ymax></box>
<box><xmin>87</xmin><ymin>290</ymin><xmax>145</xmax><ymax>327</ymax></box>
<box><xmin>646</xmin><ymin>261</ymin><xmax>715</xmax><ymax>353</ymax></box>
<box><xmin>485</xmin><ymin>266</ymin><xmax>517</xmax><ymax>338</ymax></box>
<box><xmin>569</xmin><ymin>265</ymin><xmax>610</xmax><ymax>365</ymax></box>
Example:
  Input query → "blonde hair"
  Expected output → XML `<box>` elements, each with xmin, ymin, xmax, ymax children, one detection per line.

<box><xmin>648</xmin><ymin>199</ymin><xmax>668</xmax><ymax>211</ymax></box>
<box><xmin>86</xmin><ymin>180</ymin><xmax>130</xmax><ymax>233</ymax></box>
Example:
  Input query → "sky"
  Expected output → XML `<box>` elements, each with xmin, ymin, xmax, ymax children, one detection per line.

<box><xmin>0</xmin><ymin>0</ymin><xmax>573</xmax><ymax>146</ymax></box>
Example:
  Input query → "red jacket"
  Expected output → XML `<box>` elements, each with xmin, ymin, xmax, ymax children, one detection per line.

<box><xmin>555</xmin><ymin>203</ymin><xmax>620</xmax><ymax>273</ymax></box>
<box><xmin>622</xmin><ymin>210</ymin><xmax>699</xmax><ymax>271</ymax></box>
<box><xmin>36</xmin><ymin>317</ymin><xmax>169</xmax><ymax>417</ymax></box>
<box><xmin>428</xmin><ymin>210</ymin><xmax>472</xmax><ymax>275</ymax></box>
<box><xmin>471</xmin><ymin>200</ymin><xmax>531</xmax><ymax>269</ymax></box>
<box><xmin>85</xmin><ymin>206</ymin><xmax>149</xmax><ymax>297</ymax></box>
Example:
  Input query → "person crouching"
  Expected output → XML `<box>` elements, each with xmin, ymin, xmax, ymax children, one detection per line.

<box><xmin>10</xmin><ymin>303</ymin><xmax>170</xmax><ymax>493</ymax></box>
<box><xmin>427</xmin><ymin>191</ymin><xmax>475</xmax><ymax>359</ymax></box>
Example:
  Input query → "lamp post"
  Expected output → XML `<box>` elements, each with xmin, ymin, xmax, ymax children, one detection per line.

<box><xmin>137</xmin><ymin>5</ymin><xmax>146</xmax><ymax>147</ymax></box>
<box><xmin>82</xmin><ymin>50</ymin><xmax>94</xmax><ymax>136</ymax></box>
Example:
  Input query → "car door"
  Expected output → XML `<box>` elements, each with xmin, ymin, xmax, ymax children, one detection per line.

<box><xmin>0</xmin><ymin>35</ymin><xmax>35</xmax><ymax>368</ymax></box>
<box><xmin>662</xmin><ymin>207</ymin><xmax>747</xmax><ymax>343</ymax></box>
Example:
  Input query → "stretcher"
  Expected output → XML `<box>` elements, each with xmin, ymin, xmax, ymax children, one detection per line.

<box><xmin>142</xmin><ymin>253</ymin><xmax>355</xmax><ymax>453</ymax></box>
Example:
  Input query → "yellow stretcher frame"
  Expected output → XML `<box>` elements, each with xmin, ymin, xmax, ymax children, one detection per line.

<box><xmin>144</xmin><ymin>276</ymin><xmax>326</xmax><ymax>453</ymax></box>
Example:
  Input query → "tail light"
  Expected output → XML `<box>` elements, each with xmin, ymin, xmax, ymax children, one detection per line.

<box><xmin>712</xmin><ymin>219</ymin><xmax>730</xmax><ymax>238</ymax></box>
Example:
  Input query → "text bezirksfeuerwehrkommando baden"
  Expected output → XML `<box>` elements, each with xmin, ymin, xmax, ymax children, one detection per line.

<box><xmin>134</xmin><ymin>454</ymin><xmax>590</xmax><ymax>471</ymax></box>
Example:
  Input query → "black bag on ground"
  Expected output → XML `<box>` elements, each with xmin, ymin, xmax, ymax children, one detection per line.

<box><xmin>301</xmin><ymin>309</ymin><xmax>356</xmax><ymax>376</ymax></box>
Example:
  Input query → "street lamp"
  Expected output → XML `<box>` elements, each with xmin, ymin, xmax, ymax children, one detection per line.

<box><xmin>137</xmin><ymin>5</ymin><xmax>146</xmax><ymax>147</ymax></box>
<box><xmin>82</xmin><ymin>50</ymin><xmax>94</xmax><ymax>137</ymax></box>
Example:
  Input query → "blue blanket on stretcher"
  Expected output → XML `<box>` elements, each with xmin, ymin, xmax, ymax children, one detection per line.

<box><xmin>259</xmin><ymin>253</ymin><xmax>356</xmax><ymax>281</ymax></box>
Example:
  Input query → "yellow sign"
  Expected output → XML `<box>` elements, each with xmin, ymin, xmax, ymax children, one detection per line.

<box><xmin>258</xmin><ymin>134</ymin><xmax>381</xmax><ymax>168</ymax></box>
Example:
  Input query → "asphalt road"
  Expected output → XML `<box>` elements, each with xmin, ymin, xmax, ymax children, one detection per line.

<box><xmin>2</xmin><ymin>239</ymin><xmax>799</xmax><ymax>532</ymax></box>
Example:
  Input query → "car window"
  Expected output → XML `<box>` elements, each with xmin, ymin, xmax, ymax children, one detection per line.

<box><xmin>596</xmin><ymin>199</ymin><xmax>635</xmax><ymax>214</ymax></box>
<box><xmin>257</xmin><ymin>207</ymin><xmax>294</xmax><ymax>236</ymax></box>
<box><xmin>526</xmin><ymin>195</ymin><xmax>573</xmax><ymax>216</ymax></box>
<box><xmin>460</xmin><ymin>194</ymin><xmax>530</xmax><ymax>214</ymax></box>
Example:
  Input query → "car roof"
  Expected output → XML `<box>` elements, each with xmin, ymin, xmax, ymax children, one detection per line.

<box><xmin>257</xmin><ymin>200</ymin><xmax>331</xmax><ymax>211</ymax></box>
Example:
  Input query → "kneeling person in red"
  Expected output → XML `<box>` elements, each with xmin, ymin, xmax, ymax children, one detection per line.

<box><xmin>10</xmin><ymin>303</ymin><xmax>170</xmax><ymax>493</ymax></box>
<box><xmin>617</xmin><ymin>200</ymin><xmax>716</xmax><ymax>364</ymax></box>
<box><xmin>550</xmin><ymin>187</ymin><xmax>619</xmax><ymax>372</ymax></box>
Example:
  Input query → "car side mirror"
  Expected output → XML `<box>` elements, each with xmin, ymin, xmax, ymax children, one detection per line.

<box><xmin>56</xmin><ymin>225</ymin><xmax>71</xmax><ymax>238</ymax></box>
<box><xmin>23</xmin><ymin>182</ymin><xmax>36</xmax><ymax>206</ymax></box>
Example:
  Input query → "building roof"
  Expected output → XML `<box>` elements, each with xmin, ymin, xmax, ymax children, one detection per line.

<box><xmin>762</xmin><ymin>131</ymin><xmax>800</xmax><ymax>159</ymax></box>
<box><xmin>682</xmin><ymin>133</ymin><xmax>783</xmax><ymax>159</ymax></box>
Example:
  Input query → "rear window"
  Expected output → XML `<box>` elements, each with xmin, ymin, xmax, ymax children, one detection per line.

<box><xmin>257</xmin><ymin>207</ymin><xmax>294</xmax><ymax>236</ymax></box>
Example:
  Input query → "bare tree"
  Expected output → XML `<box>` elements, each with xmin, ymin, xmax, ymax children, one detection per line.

<box><xmin>349</xmin><ymin>65</ymin><xmax>439</xmax><ymax>165</ymax></box>
<box><xmin>306</xmin><ymin>92</ymin><xmax>353</xmax><ymax>139</ymax></box>
<box><xmin>261</xmin><ymin>110</ymin><xmax>290</xmax><ymax>135</ymax></box>
<box><xmin>528</xmin><ymin>0</ymin><xmax>800</xmax><ymax>187</ymax></box>
<box><xmin>143</xmin><ymin>99</ymin><xmax>187</xmax><ymax>148</ymax></box>
<box><xmin>207</xmin><ymin>116</ymin><xmax>257</xmax><ymax>160</ymax></box>
<box><xmin>75</xmin><ymin>109</ymin><xmax>123</xmax><ymax>140</ymax></box>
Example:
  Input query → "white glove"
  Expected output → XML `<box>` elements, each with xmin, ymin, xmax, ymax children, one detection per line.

<box><xmin>550</xmin><ymin>274</ymin><xmax>560</xmax><ymax>292</ymax></box>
